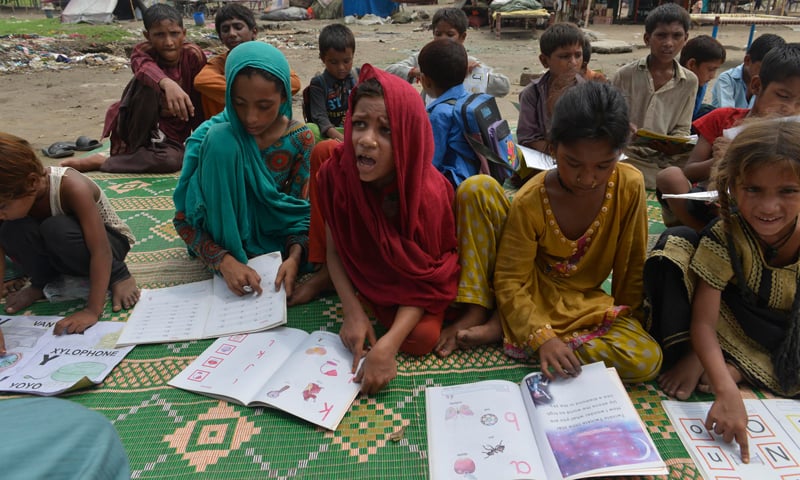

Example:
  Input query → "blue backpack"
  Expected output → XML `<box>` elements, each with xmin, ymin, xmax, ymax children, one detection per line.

<box><xmin>450</xmin><ymin>93</ymin><xmax>520</xmax><ymax>184</ymax></box>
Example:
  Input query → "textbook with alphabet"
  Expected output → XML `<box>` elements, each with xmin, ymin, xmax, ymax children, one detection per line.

<box><xmin>116</xmin><ymin>252</ymin><xmax>286</xmax><ymax>347</ymax></box>
<box><xmin>0</xmin><ymin>316</ymin><xmax>133</xmax><ymax>396</ymax></box>
<box><xmin>169</xmin><ymin>327</ymin><xmax>360</xmax><ymax>431</ymax></box>
<box><xmin>664</xmin><ymin>398</ymin><xmax>800</xmax><ymax>479</ymax></box>
<box><xmin>425</xmin><ymin>362</ymin><xmax>667</xmax><ymax>479</ymax></box>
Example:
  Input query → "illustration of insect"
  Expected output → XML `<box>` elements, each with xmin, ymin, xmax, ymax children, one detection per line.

<box><xmin>482</xmin><ymin>441</ymin><xmax>505</xmax><ymax>458</ymax></box>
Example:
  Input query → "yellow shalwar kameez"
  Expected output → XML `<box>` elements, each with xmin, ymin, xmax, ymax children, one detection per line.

<box><xmin>494</xmin><ymin>163</ymin><xmax>662</xmax><ymax>383</ymax></box>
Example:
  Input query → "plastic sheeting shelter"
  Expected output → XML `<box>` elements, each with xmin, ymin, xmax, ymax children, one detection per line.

<box><xmin>61</xmin><ymin>0</ymin><xmax>139</xmax><ymax>23</ymax></box>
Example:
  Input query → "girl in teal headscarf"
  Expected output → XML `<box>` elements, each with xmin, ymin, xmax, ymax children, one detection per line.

<box><xmin>173</xmin><ymin>42</ymin><xmax>313</xmax><ymax>297</ymax></box>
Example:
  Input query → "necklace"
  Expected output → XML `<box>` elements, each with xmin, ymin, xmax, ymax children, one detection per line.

<box><xmin>556</xmin><ymin>171</ymin><xmax>573</xmax><ymax>194</ymax></box>
<box><xmin>759</xmin><ymin>217</ymin><xmax>798</xmax><ymax>261</ymax></box>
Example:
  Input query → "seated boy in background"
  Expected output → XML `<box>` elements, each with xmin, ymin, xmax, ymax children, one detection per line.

<box><xmin>194</xmin><ymin>3</ymin><xmax>301</xmax><ymax>119</ymax></box>
<box><xmin>418</xmin><ymin>39</ymin><xmax>478</xmax><ymax>188</ymax></box>
<box><xmin>62</xmin><ymin>4</ymin><xmax>205</xmax><ymax>174</ymax></box>
<box><xmin>517</xmin><ymin>22</ymin><xmax>585</xmax><ymax>154</ymax></box>
<box><xmin>679</xmin><ymin>35</ymin><xmax>725</xmax><ymax>121</ymax></box>
<box><xmin>386</xmin><ymin>7</ymin><xmax>510</xmax><ymax>100</ymax></box>
<box><xmin>657</xmin><ymin>44</ymin><xmax>800</xmax><ymax>230</ymax></box>
<box><xmin>304</xmin><ymin>24</ymin><xmax>359</xmax><ymax>142</ymax></box>
<box><xmin>611</xmin><ymin>3</ymin><xmax>697</xmax><ymax>189</ymax></box>
<box><xmin>711</xmin><ymin>33</ymin><xmax>785</xmax><ymax>109</ymax></box>
<box><xmin>581</xmin><ymin>35</ymin><xmax>607</xmax><ymax>82</ymax></box>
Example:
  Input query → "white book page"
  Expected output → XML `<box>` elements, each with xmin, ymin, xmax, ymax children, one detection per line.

<box><xmin>256</xmin><ymin>331</ymin><xmax>360</xmax><ymax>431</ymax></box>
<box><xmin>762</xmin><ymin>399</ymin><xmax>800</xmax><ymax>449</ymax></box>
<box><xmin>0</xmin><ymin>316</ymin><xmax>133</xmax><ymax>396</ymax></box>
<box><xmin>523</xmin><ymin>362</ymin><xmax>666</xmax><ymax>480</ymax></box>
<box><xmin>518</xmin><ymin>144</ymin><xmax>556</xmax><ymax>171</ymax></box>
<box><xmin>426</xmin><ymin>380</ymin><xmax>546</xmax><ymax>480</ymax></box>
<box><xmin>116</xmin><ymin>280</ymin><xmax>212</xmax><ymax>346</ymax></box>
<box><xmin>661</xmin><ymin>190</ymin><xmax>719</xmax><ymax>201</ymax></box>
<box><xmin>204</xmin><ymin>252</ymin><xmax>287</xmax><ymax>338</ymax></box>
<box><xmin>664</xmin><ymin>399</ymin><xmax>800</xmax><ymax>479</ymax></box>
<box><xmin>168</xmin><ymin>327</ymin><xmax>308</xmax><ymax>404</ymax></box>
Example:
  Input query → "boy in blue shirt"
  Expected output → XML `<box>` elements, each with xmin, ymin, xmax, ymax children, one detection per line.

<box><xmin>711</xmin><ymin>33</ymin><xmax>785</xmax><ymax>109</ymax></box>
<box><xmin>305</xmin><ymin>24</ymin><xmax>359</xmax><ymax>142</ymax></box>
<box><xmin>418</xmin><ymin>39</ymin><xmax>478</xmax><ymax>188</ymax></box>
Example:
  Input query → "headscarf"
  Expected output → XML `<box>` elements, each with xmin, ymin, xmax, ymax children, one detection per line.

<box><xmin>174</xmin><ymin>41</ymin><xmax>309</xmax><ymax>263</ymax></box>
<box><xmin>318</xmin><ymin>65</ymin><xmax>459</xmax><ymax>313</ymax></box>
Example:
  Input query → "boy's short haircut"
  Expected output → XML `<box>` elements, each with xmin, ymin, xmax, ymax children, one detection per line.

<box><xmin>748</xmin><ymin>33</ymin><xmax>787</xmax><ymax>62</ymax></box>
<box><xmin>143</xmin><ymin>3</ymin><xmax>183</xmax><ymax>30</ymax></box>
<box><xmin>419</xmin><ymin>39</ymin><xmax>468</xmax><ymax>91</ymax></box>
<box><xmin>214</xmin><ymin>4</ymin><xmax>256</xmax><ymax>37</ymax></box>
<box><xmin>318</xmin><ymin>24</ymin><xmax>356</xmax><ymax>55</ymax></box>
<box><xmin>431</xmin><ymin>7</ymin><xmax>468</xmax><ymax>34</ymax></box>
<box><xmin>758</xmin><ymin>44</ymin><xmax>800</xmax><ymax>89</ymax></box>
<box><xmin>679</xmin><ymin>35</ymin><xmax>726</xmax><ymax>66</ymax></box>
<box><xmin>582</xmin><ymin>35</ymin><xmax>592</xmax><ymax>65</ymax></box>
<box><xmin>644</xmin><ymin>3</ymin><xmax>690</xmax><ymax>34</ymax></box>
<box><xmin>540</xmin><ymin>23</ymin><xmax>584</xmax><ymax>57</ymax></box>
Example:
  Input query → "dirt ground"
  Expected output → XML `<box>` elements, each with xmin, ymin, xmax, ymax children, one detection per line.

<box><xmin>2</xmin><ymin>5</ymin><xmax>800</xmax><ymax>161</ymax></box>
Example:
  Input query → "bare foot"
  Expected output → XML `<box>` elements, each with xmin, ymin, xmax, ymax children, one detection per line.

<box><xmin>3</xmin><ymin>277</ymin><xmax>27</xmax><ymax>295</ymax></box>
<box><xmin>288</xmin><ymin>264</ymin><xmax>334</xmax><ymax>306</ymax></box>
<box><xmin>697</xmin><ymin>363</ymin><xmax>744</xmax><ymax>394</ymax></box>
<box><xmin>5</xmin><ymin>285</ymin><xmax>45</xmax><ymax>313</ymax></box>
<box><xmin>455</xmin><ymin>311</ymin><xmax>504</xmax><ymax>350</ymax></box>
<box><xmin>60</xmin><ymin>153</ymin><xmax>107</xmax><ymax>172</ymax></box>
<box><xmin>111</xmin><ymin>276</ymin><xmax>139</xmax><ymax>311</ymax></box>
<box><xmin>658</xmin><ymin>351</ymin><xmax>705</xmax><ymax>400</ymax></box>
<box><xmin>434</xmin><ymin>304</ymin><xmax>490</xmax><ymax>357</ymax></box>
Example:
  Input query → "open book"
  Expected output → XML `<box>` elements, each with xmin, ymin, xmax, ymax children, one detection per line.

<box><xmin>631</xmin><ymin>128</ymin><xmax>697</xmax><ymax>154</ymax></box>
<box><xmin>169</xmin><ymin>327</ymin><xmax>360</xmax><ymax>431</ymax></box>
<box><xmin>664</xmin><ymin>398</ymin><xmax>800</xmax><ymax>479</ymax></box>
<box><xmin>116</xmin><ymin>252</ymin><xmax>286</xmax><ymax>347</ymax></box>
<box><xmin>426</xmin><ymin>362</ymin><xmax>667</xmax><ymax>479</ymax></box>
<box><xmin>0</xmin><ymin>316</ymin><xmax>133</xmax><ymax>396</ymax></box>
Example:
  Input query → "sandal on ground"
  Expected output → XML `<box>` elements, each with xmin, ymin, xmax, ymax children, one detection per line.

<box><xmin>74</xmin><ymin>136</ymin><xmax>101</xmax><ymax>151</ymax></box>
<box><xmin>41</xmin><ymin>142</ymin><xmax>76</xmax><ymax>159</ymax></box>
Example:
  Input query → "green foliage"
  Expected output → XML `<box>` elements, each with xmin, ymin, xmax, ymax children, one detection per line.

<box><xmin>0</xmin><ymin>17</ymin><xmax>137</xmax><ymax>43</ymax></box>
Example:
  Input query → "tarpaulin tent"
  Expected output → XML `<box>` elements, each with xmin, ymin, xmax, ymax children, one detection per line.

<box><xmin>61</xmin><ymin>0</ymin><xmax>142</xmax><ymax>23</ymax></box>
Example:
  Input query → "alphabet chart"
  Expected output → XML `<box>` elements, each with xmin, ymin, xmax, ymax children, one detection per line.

<box><xmin>116</xmin><ymin>252</ymin><xmax>286</xmax><ymax>346</ymax></box>
<box><xmin>664</xmin><ymin>399</ymin><xmax>800</xmax><ymax>479</ymax></box>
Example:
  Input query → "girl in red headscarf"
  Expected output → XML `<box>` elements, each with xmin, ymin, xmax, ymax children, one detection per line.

<box><xmin>318</xmin><ymin>65</ymin><xmax>460</xmax><ymax>395</ymax></box>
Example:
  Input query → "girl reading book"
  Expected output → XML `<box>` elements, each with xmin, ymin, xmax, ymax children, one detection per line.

<box><xmin>648</xmin><ymin>119</ymin><xmax>800</xmax><ymax>463</ymax></box>
<box><xmin>488</xmin><ymin>81</ymin><xmax>663</xmax><ymax>383</ymax></box>
<box><xmin>173</xmin><ymin>42</ymin><xmax>313</xmax><ymax>298</ymax></box>
<box><xmin>317</xmin><ymin>65</ymin><xmax>460</xmax><ymax>394</ymax></box>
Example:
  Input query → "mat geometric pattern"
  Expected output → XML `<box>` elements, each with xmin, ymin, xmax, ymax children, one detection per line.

<box><xmin>0</xmin><ymin>172</ymin><xmax>765</xmax><ymax>479</ymax></box>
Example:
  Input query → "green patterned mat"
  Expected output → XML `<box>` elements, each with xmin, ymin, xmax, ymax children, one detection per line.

<box><xmin>0</xmin><ymin>172</ymin><xmax>763</xmax><ymax>479</ymax></box>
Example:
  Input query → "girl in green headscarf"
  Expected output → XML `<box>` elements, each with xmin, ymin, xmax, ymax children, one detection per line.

<box><xmin>173</xmin><ymin>42</ymin><xmax>313</xmax><ymax>297</ymax></box>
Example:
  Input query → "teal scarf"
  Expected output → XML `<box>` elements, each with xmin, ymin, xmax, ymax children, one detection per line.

<box><xmin>174</xmin><ymin>42</ymin><xmax>310</xmax><ymax>264</ymax></box>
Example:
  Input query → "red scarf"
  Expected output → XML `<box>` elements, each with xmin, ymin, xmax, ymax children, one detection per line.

<box><xmin>318</xmin><ymin>65</ymin><xmax>459</xmax><ymax>313</ymax></box>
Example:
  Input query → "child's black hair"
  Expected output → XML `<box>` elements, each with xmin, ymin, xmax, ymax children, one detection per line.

<box><xmin>748</xmin><ymin>33</ymin><xmax>786</xmax><ymax>62</ymax></box>
<box><xmin>431</xmin><ymin>7</ymin><xmax>468</xmax><ymax>35</ymax></box>
<box><xmin>214</xmin><ymin>3</ymin><xmax>256</xmax><ymax>38</ymax></box>
<box><xmin>644</xmin><ymin>3</ymin><xmax>690</xmax><ymax>35</ymax></box>
<box><xmin>234</xmin><ymin>66</ymin><xmax>286</xmax><ymax>99</ymax></box>
<box><xmin>540</xmin><ymin>23</ymin><xmax>584</xmax><ymax>57</ymax></box>
<box><xmin>581</xmin><ymin>35</ymin><xmax>592</xmax><ymax>66</ymax></box>
<box><xmin>758</xmin><ymin>44</ymin><xmax>800</xmax><ymax>89</ymax></box>
<box><xmin>351</xmin><ymin>78</ymin><xmax>384</xmax><ymax>109</ymax></box>
<box><xmin>679</xmin><ymin>35</ymin><xmax>726</xmax><ymax>67</ymax></box>
<box><xmin>549</xmin><ymin>82</ymin><xmax>630</xmax><ymax>151</ymax></box>
<box><xmin>143</xmin><ymin>3</ymin><xmax>183</xmax><ymax>31</ymax></box>
<box><xmin>319</xmin><ymin>24</ymin><xmax>356</xmax><ymax>56</ymax></box>
<box><xmin>418</xmin><ymin>39</ymin><xmax>468</xmax><ymax>92</ymax></box>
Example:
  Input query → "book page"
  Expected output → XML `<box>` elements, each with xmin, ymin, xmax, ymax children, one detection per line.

<box><xmin>522</xmin><ymin>362</ymin><xmax>666</xmax><ymax>480</ymax></box>
<box><xmin>426</xmin><ymin>380</ymin><xmax>546</xmax><ymax>480</ymax></box>
<box><xmin>762</xmin><ymin>399</ymin><xmax>800</xmax><ymax>449</ymax></box>
<box><xmin>204</xmin><ymin>252</ymin><xmax>287</xmax><ymax>338</ymax></box>
<box><xmin>661</xmin><ymin>190</ymin><xmax>719</xmax><ymax>201</ymax></box>
<box><xmin>255</xmin><ymin>331</ymin><xmax>360</xmax><ymax>431</ymax></box>
<box><xmin>0</xmin><ymin>316</ymin><xmax>133</xmax><ymax>396</ymax></box>
<box><xmin>664</xmin><ymin>399</ymin><xmax>800</xmax><ymax>479</ymax></box>
<box><xmin>168</xmin><ymin>327</ymin><xmax>309</xmax><ymax>405</ymax></box>
<box><xmin>518</xmin><ymin>144</ymin><xmax>556</xmax><ymax>171</ymax></box>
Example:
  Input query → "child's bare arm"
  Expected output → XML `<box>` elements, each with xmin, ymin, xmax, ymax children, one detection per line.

<box><xmin>326</xmin><ymin>225</ymin><xmax>375</xmax><ymax>375</ymax></box>
<box><xmin>357</xmin><ymin>305</ymin><xmax>423</xmax><ymax>394</ymax></box>
<box><xmin>56</xmin><ymin>174</ymin><xmax>112</xmax><ymax>334</ymax></box>
<box><xmin>683</xmin><ymin>136</ymin><xmax>714</xmax><ymax>182</ymax></box>
<box><xmin>690</xmin><ymin>279</ymin><xmax>750</xmax><ymax>463</ymax></box>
